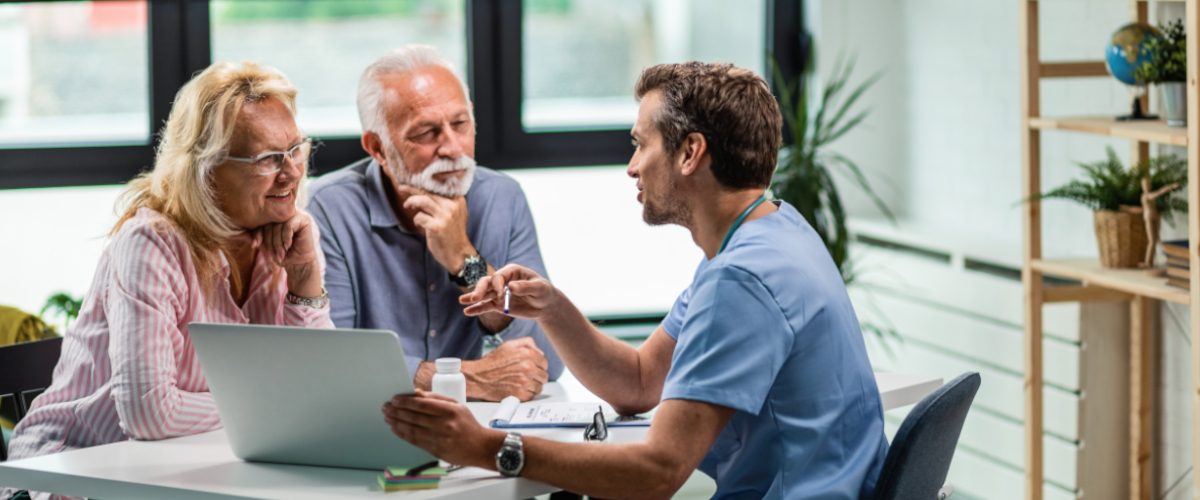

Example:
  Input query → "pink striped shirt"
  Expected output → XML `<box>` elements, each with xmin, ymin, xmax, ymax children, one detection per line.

<box><xmin>6</xmin><ymin>208</ymin><xmax>333</xmax><ymax>471</ymax></box>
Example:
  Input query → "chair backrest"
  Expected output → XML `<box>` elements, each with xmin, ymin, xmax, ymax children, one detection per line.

<box><xmin>0</xmin><ymin>336</ymin><xmax>63</xmax><ymax>461</ymax></box>
<box><xmin>870</xmin><ymin>372</ymin><xmax>981</xmax><ymax>500</ymax></box>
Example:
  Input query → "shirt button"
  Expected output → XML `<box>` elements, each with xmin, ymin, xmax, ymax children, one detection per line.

<box><xmin>429</xmin><ymin>329</ymin><xmax>437</xmax><ymax>337</ymax></box>
<box><xmin>429</xmin><ymin>283</ymin><xmax>436</xmax><ymax>291</ymax></box>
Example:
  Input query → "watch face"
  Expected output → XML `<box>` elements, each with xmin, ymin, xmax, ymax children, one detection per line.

<box><xmin>464</xmin><ymin>257</ymin><xmax>488</xmax><ymax>285</ymax></box>
<box><xmin>499</xmin><ymin>451</ymin><xmax>520</xmax><ymax>471</ymax></box>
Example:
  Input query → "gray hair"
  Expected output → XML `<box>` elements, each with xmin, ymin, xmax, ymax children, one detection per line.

<box><xmin>357</xmin><ymin>44</ymin><xmax>473</xmax><ymax>142</ymax></box>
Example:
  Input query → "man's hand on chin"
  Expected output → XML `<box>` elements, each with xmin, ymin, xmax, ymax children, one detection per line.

<box><xmin>398</xmin><ymin>184</ymin><xmax>475</xmax><ymax>274</ymax></box>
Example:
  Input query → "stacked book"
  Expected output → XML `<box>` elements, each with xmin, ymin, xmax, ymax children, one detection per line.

<box><xmin>378</xmin><ymin>462</ymin><xmax>447</xmax><ymax>492</ymax></box>
<box><xmin>1162</xmin><ymin>240</ymin><xmax>1190</xmax><ymax>290</ymax></box>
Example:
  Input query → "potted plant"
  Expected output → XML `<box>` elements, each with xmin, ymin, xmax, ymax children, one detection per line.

<box><xmin>1134</xmin><ymin>19</ymin><xmax>1187</xmax><ymax>126</ymax></box>
<box><xmin>770</xmin><ymin>53</ymin><xmax>895</xmax><ymax>284</ymax></box>
<box><xmin>1032</xmin><ymin>147</ymin><xmax>1187</xmax><ymax>268</ymax></box>
<box><xmin>40</xmin><ymin>292</ymin><xmax>82</xmax><ymax>333</ymax></box>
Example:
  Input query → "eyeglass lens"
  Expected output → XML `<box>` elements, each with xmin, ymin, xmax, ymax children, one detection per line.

<box><xmin>255</xmin><ymin>141</ymin><xmax>311</xmax><ymax>176</ymax></box>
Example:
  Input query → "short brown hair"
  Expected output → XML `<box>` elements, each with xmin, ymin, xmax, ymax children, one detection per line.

<box><xmin>634</xmin><ymin>62</ymin><xmax>782</xmax><ymax>190</ymax></box>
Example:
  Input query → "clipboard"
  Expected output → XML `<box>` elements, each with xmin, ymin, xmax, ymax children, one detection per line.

<box><xmin>488</xmin><ymin>396</ymin><xmax>654</xmax><ymax>428</ymax></box>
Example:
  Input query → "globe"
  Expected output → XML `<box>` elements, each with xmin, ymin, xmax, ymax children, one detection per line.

<box><xmin>1106</xmin><ymin>23</ymin><xmax>1162</xmax><ymax>85</ymax></box>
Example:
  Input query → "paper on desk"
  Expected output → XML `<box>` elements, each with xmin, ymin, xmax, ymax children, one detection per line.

<box><xmin>489</xmin><ymin>396</ymin><xmax>653</xmax><ymax>428</ymax></box>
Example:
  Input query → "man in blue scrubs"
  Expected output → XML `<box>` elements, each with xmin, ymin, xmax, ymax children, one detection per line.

<box><xmin>382</xmin><ymin>62</ymin><xmax>889</xmax><ymax>499</ymax></box>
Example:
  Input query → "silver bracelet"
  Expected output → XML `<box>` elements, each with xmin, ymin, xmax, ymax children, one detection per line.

<box><xmin>286</xmin><ymin>287</ymin><xmax>329</xmax><ymax>309</ymax></box>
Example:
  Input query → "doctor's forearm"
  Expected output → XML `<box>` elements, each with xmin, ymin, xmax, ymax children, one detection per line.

<box><xmin>477</xmin><ymin>311</ymin><xmax>514</xmax><ymax>334</ymax></box>
<box><xmin>537</xmin><ymin>293</ymin><xmax>647</xmax><ymax>411</ymax></box>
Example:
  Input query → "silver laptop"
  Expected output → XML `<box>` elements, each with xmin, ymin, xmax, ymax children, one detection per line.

<box><xmin>189</xmin><ymin>323</ymin><xmax>435</xmax><ymax>470</ymax></box>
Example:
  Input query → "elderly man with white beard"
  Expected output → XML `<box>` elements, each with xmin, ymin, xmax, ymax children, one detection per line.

<box><xmin>308</xmin><ymin>45</ymin><xmax>562</xmax><ymax>401</ymax></box>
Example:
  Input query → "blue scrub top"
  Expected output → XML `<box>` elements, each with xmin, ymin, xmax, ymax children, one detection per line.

<box><xmin>661</xmin><ymin>200</ymin><xmax>888</xmax><ymax>500</ymax></box>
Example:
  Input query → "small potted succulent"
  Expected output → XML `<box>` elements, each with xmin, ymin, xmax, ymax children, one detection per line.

<box><xmin>1032</xmin><ymin>147</ymin><xmax>1187</xmax><ymax>268</ymax></box>
<box><xmin>1133</xmin><ymin>19</ymin><xmax>1187</xmax><ymax>126</ymax></box>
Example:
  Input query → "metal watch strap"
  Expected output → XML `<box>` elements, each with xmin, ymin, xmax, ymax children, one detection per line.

<box><xmin>286</xmin><ymin>287</ymin><xmax>329</xmax><ymax>309</ymax></box>
<box><xmin>450</xmin><ymin>254</ymin><xmax>487</xmax><ymax>287</ymax></box>
<box><xmin>495</xmin><ymin>432</ymin><xmax>524</xmax><ymax>477</ymax></box>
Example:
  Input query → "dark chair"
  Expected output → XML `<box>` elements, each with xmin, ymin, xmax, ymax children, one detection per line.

<box><xmin>870</xmin><ymin>372</ymin><xmax>981</xmax><ymax>500</ymax></box>
<box><xmin>0</xmin><ymin>336</ymin><xmax>63</xmax><ymax>461</ymax></box>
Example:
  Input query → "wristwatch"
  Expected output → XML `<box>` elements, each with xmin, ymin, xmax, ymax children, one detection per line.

<box><xmin>495</xmin><ymin>432</ymin><xmax>524</xmax><ymax>477</ymax></box>
<box><xmin>449</xmin><ymin>254</ymin><xmax>488</xmax><ymax>288</ymax></box>
<box><xmin>286</xmin><ymin>287</ymin><xmax>329</xmax><ymax>309</ymax></box>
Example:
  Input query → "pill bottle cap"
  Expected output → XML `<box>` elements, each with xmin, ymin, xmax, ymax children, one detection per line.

<box><xmin>435</xmin><ymin>357</ymin><xmax>461</xmax><ymax>374</ymax></box>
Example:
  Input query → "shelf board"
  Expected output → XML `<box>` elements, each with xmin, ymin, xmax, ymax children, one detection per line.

<box><xmin>1028</xmin><ymin>116</ymin><xmax>1187</xmax><ymax>146</ymax></box>
<box><xmin>1031</xmin><ymin>258</ymin><xmax>1189</xmax><ymax>305</ymax></box>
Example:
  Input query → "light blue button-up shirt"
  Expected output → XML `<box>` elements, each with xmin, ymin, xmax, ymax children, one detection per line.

<box><xmin>662</xmin><ymin>201</ymin><xmax>888</xmax><ymax>500</ymax></box>
<box><xmin>307</xmin><ymin>158</ymin><xmax>564</xmax><ymax>381</ymax></box>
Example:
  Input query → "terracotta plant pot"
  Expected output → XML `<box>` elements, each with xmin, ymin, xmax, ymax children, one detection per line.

<box><xmin>1094</xmin><ymin>206</ymin><xmax>1150</xmax><ymax>268</ymax></box>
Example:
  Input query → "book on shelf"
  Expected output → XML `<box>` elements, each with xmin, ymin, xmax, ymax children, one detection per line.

<box><xmin>1162</xmin><ymin>241</ymin><xmax>1191</xmax><ymax>290</ymax></box>
<box><xmin>1161</xmin><ymin>240</ymin><xmax>1189</xmax><ymax>260</ymax></box>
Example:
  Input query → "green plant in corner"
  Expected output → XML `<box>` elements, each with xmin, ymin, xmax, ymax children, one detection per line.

<box><xmin>769</xmin><ymin>50</ymin><xmax>902</xmax><ymax>355</ymax></box>
<box><xmin>41</xmin><ymin>292</ymin><xmax>83</xmax><ymax>331</ymax></box>
<box><xmin>769</xmin><ymin>51</ymin><xmax>896</xmax><ymax>284</ymax></box>
<box><xmin>1030</xmin><ymin>146</ymin><xmax>1187</xmax><ymax>220</ymax></box>
<box><xmin>1133</xmin><ymin>19</ymin><xmax>1186</xmax><ymax>84</ymax></box>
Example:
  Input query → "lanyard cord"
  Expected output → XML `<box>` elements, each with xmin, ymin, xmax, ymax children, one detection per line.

<box><xmin>718</xmin><ymin>195</ymin><xmax>768</xmax><ymax>255</ymax></box>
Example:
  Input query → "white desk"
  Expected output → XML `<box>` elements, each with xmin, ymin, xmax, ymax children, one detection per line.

<box><xmin>0</xmin><ymin>372</ymin><xmax>940</xmax><ymax>500</ymax></box>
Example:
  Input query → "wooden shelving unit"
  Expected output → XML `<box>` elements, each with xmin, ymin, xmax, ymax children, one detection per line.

<box><xmin>1020</xmin><ymin>2</ymin><xmax>1200</xmax><ymax>499</ymax></box>
<box><xmin>1033</xmin><ymin>259</ymin><xmax>1189</xmax><ymax>304</ymax></box>
<box><xmin>1028</xmin><ymin>116</ymin><xmax>1188</xmax><ymax>145</ymax></box>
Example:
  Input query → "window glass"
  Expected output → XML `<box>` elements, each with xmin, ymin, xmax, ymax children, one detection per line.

<box><xmin>506</xmin><ymin>165</ymin><xmax>701</xmax><ymax>317</ymax></box>
<box><xmin>522</xmin><ymin>0</ymin><xmax>766</xmax><ymax>131</ymax></box>
<box><xmin>0</xmin><ymin>1</ymin><xmax>149</xmax><ymax>148</ymax></box>
<box><xmin>211</xmin><ymin>0</ymin><xmax>467</xmax><ymax>139</ymax></box>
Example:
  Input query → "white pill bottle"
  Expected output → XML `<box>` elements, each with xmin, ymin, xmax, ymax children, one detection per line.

<box><xmin>431</xmin><ymin>357</ymin><xmax>467</xmax><ymax>404</ymax></box>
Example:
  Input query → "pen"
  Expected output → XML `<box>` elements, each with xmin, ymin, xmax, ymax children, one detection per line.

<box><xmin>504</xmin><ymin>286</ymin><xmax>511</xmax><ymax>314</ymax></box>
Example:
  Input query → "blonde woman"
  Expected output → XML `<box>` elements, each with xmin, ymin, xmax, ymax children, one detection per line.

<box><xmin>3</xmin><ymin>61</ymin><xmax>332</xmax><ymax>483</ymax></box>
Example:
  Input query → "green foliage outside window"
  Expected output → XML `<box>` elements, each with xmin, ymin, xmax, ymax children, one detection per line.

<box><xmin>525</xmin><ymin>0</ymin><xmax>573</xmax><ymax>15</ymax></box>
<box><xmin>212</xmin><ymin>0</ymin><xmax>458</xmax><ymax>22</ymax></box>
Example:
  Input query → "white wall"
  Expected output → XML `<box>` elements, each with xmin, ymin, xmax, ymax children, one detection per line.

<box><xmin>817</xmin><ymin>1</ymin><xmax>1192</xmax><ymax>498</ymax></box>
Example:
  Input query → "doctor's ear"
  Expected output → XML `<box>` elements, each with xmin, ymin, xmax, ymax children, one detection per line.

<box><xmin>678</xmin><ymin>132</ymin><xmax>708</xmax><ymax>177</ymax></box>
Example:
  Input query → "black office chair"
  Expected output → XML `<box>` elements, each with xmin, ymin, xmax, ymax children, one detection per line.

<box><xmin>869</xmin><ymin>372</ymin><xmax>981</xmax><ymax>500</ymax></box>
<box><xmin>0</xmin><ymin>336</ymin><xmax>63</xmax><ymax>462</ymax></box>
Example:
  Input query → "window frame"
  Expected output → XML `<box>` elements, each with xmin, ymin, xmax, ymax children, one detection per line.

<box><xmin>0</xmin><ymin>0</ymin><xmax>804</xmax><ymax>189</ymax></box>
<box><xmin>472</xmin><ymin>0</ymin><xmax>806</xmax><ymax>169</ymax></box>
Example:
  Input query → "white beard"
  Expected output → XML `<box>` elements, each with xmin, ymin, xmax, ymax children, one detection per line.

<box><xmin>385</xmin><ymin>145</ymin><xmax>477</xmax><ymax>197</ymax></box>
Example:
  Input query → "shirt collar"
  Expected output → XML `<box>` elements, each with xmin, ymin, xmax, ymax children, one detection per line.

<box><xmin>366</xmin><ymin>159</ymin><xmax>402</xmax><ymax>229</ymax></box>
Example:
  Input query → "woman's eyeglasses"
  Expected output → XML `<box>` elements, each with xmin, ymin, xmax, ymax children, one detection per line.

<box><xmin>224</xmin><ymin>138</ymin><xmax>313</xmax><ymax>176</ymax></box>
